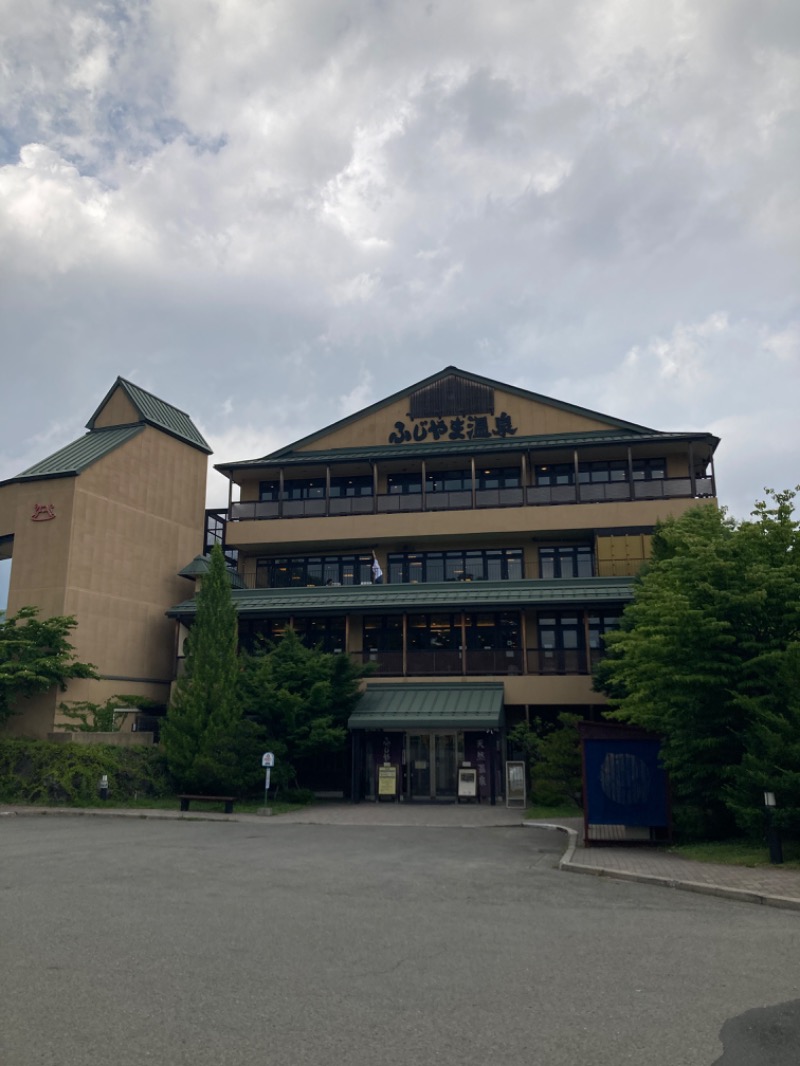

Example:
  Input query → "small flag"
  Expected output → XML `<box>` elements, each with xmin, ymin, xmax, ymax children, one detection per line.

<box><xmin>372</xmin><ymin>552</ymin><xmax>383</xmax><ymax>584</ymax></box>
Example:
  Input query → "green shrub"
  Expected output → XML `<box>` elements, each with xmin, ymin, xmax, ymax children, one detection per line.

<box><xmin>0</xmin><ymin>738</ymin><xmax>173</xmax><ymax>805</ymax></box>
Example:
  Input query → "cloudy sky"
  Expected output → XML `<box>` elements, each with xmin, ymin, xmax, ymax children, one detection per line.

<box><xmin>1</xmin><ymin>0</ymin><xmax>798</xmax><ymax>605</ymax></box>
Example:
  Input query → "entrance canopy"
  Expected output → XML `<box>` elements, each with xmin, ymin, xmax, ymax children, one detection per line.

<box><xmin>348</xmin><ymin>683</ymin><xmax>504</xmax><ymax>731</ymax></box>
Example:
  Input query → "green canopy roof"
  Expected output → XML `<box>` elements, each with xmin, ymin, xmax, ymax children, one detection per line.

<box><xmin>348</xmin><ymin>683</ymin><xmax>505</xmax><ymax>730</ymax></box>
<box><xmin>167</xmin><ymin>577</ymin><xmax>634</xmax><ymax>619</ymax></box>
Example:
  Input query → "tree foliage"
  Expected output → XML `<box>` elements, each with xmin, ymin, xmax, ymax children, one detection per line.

<box><xmin>0</xmin><ymin>607</ymin><xmax>98</xmax><ymax>723</ymax></box>
<box><xmin>161</xmin><ymin>545</ymin><xmax>253</xmax><ymax>793</ymax></box>
<box><xmin>595</xmin><ymin>490</ymin><xmax>800</xmax><ymax>838</ymax></box>
<box><xmin>508</xmin><ymin>713</ymin><xmax>582</xmax><ymax>807</ymax></box>
<box><xmin>237</xmin><ymin>627</ymin><xmax>371</xmax><ymax>789</ymax></box>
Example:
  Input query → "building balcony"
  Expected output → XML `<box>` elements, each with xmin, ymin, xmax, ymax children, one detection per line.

<box><xmin>359</xmin><ymin>646</ymin><xmax>602</xmax><ymax>677</ymax></box>
<box><xmin>228</xmin><ymin>477</ymin><xmax>714</xmax><ymax>523</ymax></box>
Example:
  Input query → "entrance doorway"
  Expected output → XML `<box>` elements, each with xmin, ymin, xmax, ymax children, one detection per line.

<box><xmin>407</xmin><ymin>732</ymin><xmax>463</xmax><ymax>800</ymax></box>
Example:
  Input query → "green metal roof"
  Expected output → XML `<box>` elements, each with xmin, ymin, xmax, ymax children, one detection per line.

<box><xmin>178</xmin><ymin>554</ymin><xmax>247</xmax><ymax>588</ymax></box>
<box><xmin>348</xmin><ymin>682</ymin><xmax>505</xmax><ymax>730</ymax></box>
<box><xmin>6</xmin><ymin>425</ymin><xmax>145</xmax><ymax>484</ymax></box>
<box><xmin>217</xmin><ymin>429</ymin><xmax>719</xmax><ymax>473</ymax></box>
<box><xmin>87</xmin><ymin>378</ymin><xmax>211</xmax><ymax>454</ymax></box>
<box><xmin>167</xmin><ymin>577</ymin><xmax>634</xmax><ymax>619</ymax></box>
<box><xmin>229</xmin><ymin>366</ymin><xmax>660</xmax><ymax>465</ymax></box>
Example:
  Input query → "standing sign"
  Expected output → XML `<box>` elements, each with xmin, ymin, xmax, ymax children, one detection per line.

<box><xmin>506</xmin><ymin>761</ymin><xmax>526</xmax><ymax>809</ymax></box>
<box><xmin>262</xmin><ymin>752</ymin><xmax>275</xmax><ymax>804</ymax></box>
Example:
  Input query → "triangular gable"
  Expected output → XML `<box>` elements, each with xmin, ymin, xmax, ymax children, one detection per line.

<box><xmin>87</xmin><ymin>378</ymin><xmax>211</xmax><ymax>454</ymax></box>
<box><xmin>254</xmin><ymin>366</ymin><xmax>656</xmax><ymax>459</ymax></box>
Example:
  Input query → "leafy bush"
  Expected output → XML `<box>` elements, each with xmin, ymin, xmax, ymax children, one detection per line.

<box><xmin>0</xmin><ymin>738</ymin><xmax>173</xmax><ymax>804</ymax></box>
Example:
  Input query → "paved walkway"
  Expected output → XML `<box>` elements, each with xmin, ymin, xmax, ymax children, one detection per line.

<box><xmin>4</xmin><ymin>801</ymin><xmax>800</xmax><ymax>911</ymax></box>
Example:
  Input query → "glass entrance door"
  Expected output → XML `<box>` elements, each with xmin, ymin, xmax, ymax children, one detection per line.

<box><xmin>434</xmin><ymin>734</ymin><xmax>457</xmax><ymax>798</ymax></box>
<box><xmin>409</xmin><ymin>734</ymin><xmax>431</xmax><ymax>799</ymax></box>
<box><xmin>407</xmin><ymin>733</ymin><xmax>461</xmax><ymax>800</ymax></box>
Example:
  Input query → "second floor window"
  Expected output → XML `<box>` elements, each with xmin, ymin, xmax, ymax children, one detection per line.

<box><xmin>388</xmin><ymin>548</ymin><xmax>523</xmax><ymax>584</ymax></box>
<box><xmin>257</xmin><ymin>554</ymin><xmax>373</xmax><ymax>588</ymax></box>
<box><xmin>539</xmin><ymin>546</ymin><xmax>594</xmax><ymax>579</ymax></box>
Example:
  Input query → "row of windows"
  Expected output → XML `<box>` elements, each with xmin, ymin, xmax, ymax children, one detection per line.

<box><xmin>238</xmin><ymin>611</ymin><xmax>621</xmax><ymax>655</ymax></box>
<box><xmin>258</xmin><ymin>459</ymin><xmax>667</xmax><ymax>500</ymax></box>
<box><xmin>534</xmin><ymin>458</ymin><xmax>667</xmax><ymax>486</ymax></box>
<box><xmin>256</xmin><ymin>547</ymin><xmax>594</xmax><ymax>587</ymax></box>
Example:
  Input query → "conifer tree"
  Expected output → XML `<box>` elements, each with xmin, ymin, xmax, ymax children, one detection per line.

<box><xmin>162</xmin><ymin>544</ymin><xmax>246</xmax><ymax>793</ymax></box>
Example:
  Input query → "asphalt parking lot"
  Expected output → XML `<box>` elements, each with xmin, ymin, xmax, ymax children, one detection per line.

<box><xmin>2</xmin><ymin>817</ymin><xmax>798</xmax><ymax>1065</ymax></box>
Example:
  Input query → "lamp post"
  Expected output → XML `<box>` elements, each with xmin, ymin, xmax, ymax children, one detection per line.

<box><xmin>764</xmin><ymin>791</ymin><xmax>783</xmax><ymax>865</ymax></box>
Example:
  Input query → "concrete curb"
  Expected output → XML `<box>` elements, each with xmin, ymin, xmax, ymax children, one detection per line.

<box><xmin>524</xmin><ymin>820</ymin><xmax>800</xmax><ymax>913</ymax></box>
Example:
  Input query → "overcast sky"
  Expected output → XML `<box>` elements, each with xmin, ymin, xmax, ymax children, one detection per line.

<box><xmin>1</xmin><ymin>0</ymin><xmax>798</xmax><ymax>607</ymax></box>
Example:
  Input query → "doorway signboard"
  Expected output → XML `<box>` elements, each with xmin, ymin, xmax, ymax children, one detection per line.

<box><xmin>506</xmin><ymin>761</ymin><xmax>526</xmax><ymax>808</ymax></box>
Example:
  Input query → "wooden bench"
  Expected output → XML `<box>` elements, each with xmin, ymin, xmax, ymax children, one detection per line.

<box><xmin>178</xmin><ymin>794</ymin><xmax>235</xmax><ymax>814</ymax></box>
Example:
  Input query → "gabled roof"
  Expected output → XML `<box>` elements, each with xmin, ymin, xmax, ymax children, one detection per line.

<box><xmin>218</xmin><ymin>429</ymin><xmax>718</xmax><ymax>472</ymax></box>
<box><xmin>87</xmin><ymin>377</ymin><xmax>211</xmax><ymax>454</ymax></box>
<box><xmin>215</xmin><ymin>365</ymin><xmax>704</xmax><ymax>473</ymax></box>
<box><xmin>178</xmin><ymin>554</ymin><xmax>247</xmax><ymax>588</ymax></box>
<box><xmin>167</xmin><ymin>577</ymin><xmax>634</xmax><ymax>619</ymax></box>
<box><xmin>5</xmin><ymin>425</ymin><xmax>145</xmax><ymax>485</ymax></box>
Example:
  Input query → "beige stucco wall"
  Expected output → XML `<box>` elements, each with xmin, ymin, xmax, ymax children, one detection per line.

<box><xmin>3</xmin><ymin>426</ymin><xmax>208</xmax><ymax>738</ymax></box>
<box><xmin>226</xmin><ymin>497</ymin><xmax>714</xmax><ymax>555</ymax></box>
<box><xmin>296</xmin><ymin>385</ymin><xmax>617</xmax><ymax>453</ymax></box>
<box><xmin>90</xmin><ymin>387</ymin><xmax>140</xmax><ymax>429</ymax></box>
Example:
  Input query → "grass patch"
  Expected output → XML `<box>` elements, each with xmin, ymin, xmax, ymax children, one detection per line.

<box><xmin>0</xmin><ymin>794</ymin><xmax>310</xmax><ymax>817</ymax></box>
<box><xmin>524</xmin><ymin>803</ymin><xmax>583</xmax><ymax>820</ymax></box>
<box><xmin>670</xmin><ymin>839</ymin><xmax>800</xmax><ymax>869</ymax></box>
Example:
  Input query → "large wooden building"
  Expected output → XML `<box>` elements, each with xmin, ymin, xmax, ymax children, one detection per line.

<box><xmin>175</xmin><ymin>367</ymin><xmax>719</xmax><ymax>801</ymax></box>
<box><xmin>1</xmin><ymin>368</ymin><xmax>719</xmax><ymax>800</ymax></box>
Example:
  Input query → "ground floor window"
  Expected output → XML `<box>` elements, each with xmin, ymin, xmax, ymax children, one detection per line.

<box><xmin>539</xmin><ymin>545</ymin><xmax>593</xmax><ymax>579</ymax></box>
<box><xmin>257</xmin><ymin>554</ymin><xmax>373</xmax><ymax>588</ymax></box>
<box><xmin>388</xmin><ymin>547</ymin><xmax>523</xmax><ymax>584</ymax></box>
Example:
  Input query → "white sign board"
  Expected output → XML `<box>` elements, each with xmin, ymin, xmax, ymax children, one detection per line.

<box><xmin>262</xmin><ymin>752</ymin><xmax>275</xmax><ymax>768</ymax></box>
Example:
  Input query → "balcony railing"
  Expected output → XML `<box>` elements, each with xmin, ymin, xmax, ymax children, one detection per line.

<box><xmin>358</xmin><ymin>647</ymin><xmax>590</xmax><ymax>677</ymax></box>
<box><xmin>230</xmin><ymin>477</ymin><xmax>714</xmax><ymax>521</ymax></box>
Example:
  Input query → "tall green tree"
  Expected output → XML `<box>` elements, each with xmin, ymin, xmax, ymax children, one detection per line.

<box><xmin>0</xmin><ymin>607</ymin><xmax>98</xmax><ymax>723</ymax></box>
<box><xmin>162</xmin><ymin>544</ymin><xmax>250</xmax><ymax>793</ymax></box>
<box><xmin>595</xmin><ymin>491</ymin><xmax>800</xmax><ymax>838</ymax></box>
<box><xmin>237</xmin><ymin>627</ymin><xmax>371</xmax><ymax>788</ymax></box>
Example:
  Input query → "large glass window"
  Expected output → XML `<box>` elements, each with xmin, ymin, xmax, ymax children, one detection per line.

<box><xmin>588</xmin><ymin>611</ymin><xmax>622</xmax><ymax>664</ymax></box>
<box><xmin>534</xmin><ymin>458</ymin><xmax>666</xmax><ymax>486</ymax></box>
<box><xmin>476</xmin><ymin>466</ymin><xmax>521</xmax><ymax>490</ymax></box>
<box><xmin>329</xmin><ymin>475</ymin><xmax>373</xmax><ymax>497</ymax></box>
<box><xmin>539</xmin><ymin>546</ymin><xmax>594</xmax><ymax>579</ymax></box>
<box><xmin>465</xmin><ymin>612</ymin><xmax>522</xmax><ymax>674</ymax></box>
<box><xmin>388</xmin><ymin>548</ymin><xmax>523</xmax><ymax>584</ymax></box>
<box><xmin>632</xmin><ymin>458</ymin><xmax>666</xmax><ymax>480</ymax></box>
<box><xmin>293</xmin><ymin>617</ymin><xmax>346</xmax><ymax>654</ymax></box>
<box><xmin>536</xmin><ymin>613</ymin><xmax>585</xmax><ymax>674</ymax></box>
<box><xmin>387</xmin><ymin>472</ymin><xmax>422</xmax><ymax>495</ymax></box>
<box><xmin>257</xmin><ymin>554</ymin><xmax>373</xmax><ymax>588</ymax></box>
<box><xmin>238</xmin><ymin>617</ymin><xmax>289</xmax><ymax>653</ymax></box>
<box><xmin>259</xmin><ymin>478</ymin><xmax>325</xmax><ymax>501</ymax></box>
<box><xmin>425</xmin><ymin>469</ymin><xmax>472</xmax><ymax>493</ymax></box>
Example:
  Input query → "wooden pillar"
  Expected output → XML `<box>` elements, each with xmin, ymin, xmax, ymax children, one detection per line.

<box><xmin>279</xmin><ymin>468</ymin><xmax>285</xmax><ymax>518</ymax></box>
<box><xmin>471</xmin><ymin>455</ymin><xmax>477</xmax><ymax>510</ymax></box>
<box><xmin>627</xmin><ymin>446</ymin><xmax>634</xmax><ymax>500</ymax></box>
<box><xmin>521</xmin><ymin>611</ymin><xmax>529</xmax><ymax>675</ymax></box>
<box><xmin>688</xmin><ymin>442</ymin><xmax>697</xmax><ymax>497</ymax></box>
<box><xmin>573</xmin><ymin>449</ymin><xmax>581</xmax><ymax>503</ymax></box>
<box><xmin>460</xmin><ymin>612</ymin><xmax>467</xmax><ymax>676</ymax></box>
<box><xmin>421</xmin><ymin>459</ymin><xmax>427</xmax><ymax>511</ymax></box>
<box><xmin>325</xmin><ymin>465</ymin><xmax>331</xmax><ymax>516</ymax></box>
<box><xmin>402</xmin><ymin>614</ymin><xmax>408</xmax><ymax>677</ymax></box>
<box><xmin>582</xmin><ymin>609</ymin><xmax>592</xmax><ymax>675</ymax></box>
<box><xmin>372</xmin><ymin>462</ymin><xmax>378</xmax><ymax>513</ymax></box>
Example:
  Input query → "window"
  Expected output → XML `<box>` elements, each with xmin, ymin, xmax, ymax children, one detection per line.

<box><xmin>632</xmin><ymin>458</ymin><xmax>666</xmax><ymax>480</ymax></box>
<box><xmin>535</xmin><ymin>463</ymin><xmax>574</xmax><ymax>486</ymax></box>
<box><xmin>329</xmin><ymin>475</ymin><xmax>373</xmax><ymax>497</ymax></box>
<box><xmin>537</xmin><ymin>613</ymin><xmax>586</xmax><ymax>674</ymax></box>
<box><xmin>257</xmin><ymin>554</ymin><xmax>373</xmax><ymax>588</ymax></box>
<box><xmin>534</xmin><ymin>458</ymin><xmax>666</xmax><ymax>486</ymax></box>
<box><xmin>539</xmin><ymin>546</ymin><xmax>594</xmax><ymax>579</ymax></box>
<box><xmin>476</xmin><ymin>466</ymin><xmax>521</xmax><ymax>490</ymax></box>
<box><xmin>258</xmin><ymin>478</ymin><xmax>326</xmax><ymax>501</ymax></box>
<box><xmin>387</xmin><ymin>472</ymin><xmax>423</xmax><ymax>495</ymax></box>
<box><xmin>293</xmin><ymin>617</ymin><xmax>346</xmax><ymax>654</ymax></box>
<box><xmin>589</xmin><ymin>611</ymin><xmax>622</xmax><ymax>663</ymax></box>
<box><xmin>425</xmin><ymin>469</ymin><xmax>472</xmax><ymax>493</ymax></box>
<box><xmin>387</xmin><ymin>548</ymin><xmax>523</xmax><ymax>584</ymax></box>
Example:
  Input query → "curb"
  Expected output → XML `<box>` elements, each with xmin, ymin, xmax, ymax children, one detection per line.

<box><xmin>524</xmin><ymin>820</ymin><xmax>800</xmax><ymax>913</ymax></box>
